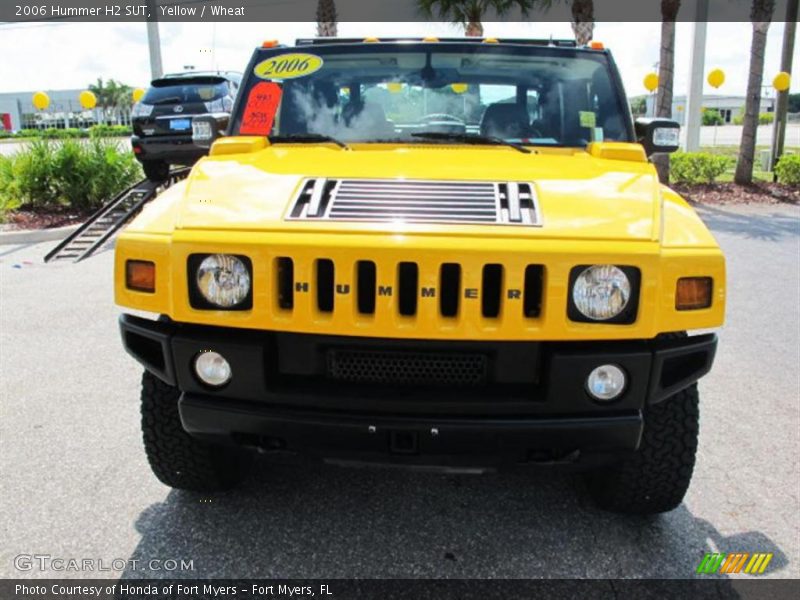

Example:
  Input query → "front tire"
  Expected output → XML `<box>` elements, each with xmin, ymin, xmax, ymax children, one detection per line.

<box><xmin>585</xmin><ymin>384</ymin><xmax>699</xmax><ymax>515</ymax></box>
<box><xmin>140</xmin><ymin>370</ymin><xmax>251</xmax><ymax>492</ymax></box>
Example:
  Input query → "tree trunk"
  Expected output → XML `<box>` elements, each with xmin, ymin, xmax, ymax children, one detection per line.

<box><xmin>571</xmin><ymin>0</ymin><xmax>595</xmax><ymax>45</ymax></box>
<box><xmin>316</xmin><ymin>0</ymin><xmax>337</xmax><ymax>37</ymax></box>
<box><xmin>653</xmin><ymin>14</ymin><xmax>678</xmax><ymax>183</ymax></box>
<box><xmin>465</xmin><ymin>20</ymin><xmax>483</xmax><ymax>37</ymax></box>
<box><xmin>735</xmin><ymin>21</ymin><xmax>772</xmax><ymax>183</ymax></box>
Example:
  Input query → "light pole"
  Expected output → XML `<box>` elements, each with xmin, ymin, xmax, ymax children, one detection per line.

<box><xmin>146</xmin><ymin>0</ymin><xmax>163</xmax><ymax>80</ymax></box>
<box><xmin>771</xmin><ymin>4</ymin><xmax>797</xmax><ymax>178</ymax></box>
<box><xmin>684</xmin><ymin>0</ymin><xmax>709</xmax><ymax>151</ymax></box>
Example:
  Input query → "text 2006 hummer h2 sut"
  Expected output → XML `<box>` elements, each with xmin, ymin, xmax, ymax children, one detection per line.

<box><xmin>116</xmin><ymin>38</ymin><xmax>725</xmax><ymax>514</ymax></box>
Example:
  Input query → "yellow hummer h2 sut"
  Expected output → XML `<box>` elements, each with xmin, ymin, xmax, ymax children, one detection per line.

<box><xmin>116</xmin><ymin>38</ymin><xmax>725</xmax><ymax>514</ymax></box>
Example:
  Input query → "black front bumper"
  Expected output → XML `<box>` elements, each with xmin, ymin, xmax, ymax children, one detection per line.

<box><xmin>120</xmin><ymin>315</ymin><xmax>717</xmax><ymax>468</ymax></box>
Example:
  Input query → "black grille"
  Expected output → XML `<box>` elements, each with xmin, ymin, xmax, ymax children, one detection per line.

<box><xmin>327</xmin><ymin>350</ymin><xmax>488</xmax><ymax>387</ymax></box>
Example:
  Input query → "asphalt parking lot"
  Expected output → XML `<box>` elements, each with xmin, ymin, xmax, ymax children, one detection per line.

<box><xmin>1</xmin><ymin>202</ymin><xmax>798</xmax><ymax>580</ymax></box>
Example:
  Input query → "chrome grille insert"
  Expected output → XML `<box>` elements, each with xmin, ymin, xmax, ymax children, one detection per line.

<box><xmin>287</xmin><ymin>178</ymin><xmax>542</xmax><ymax>226</ymax></box>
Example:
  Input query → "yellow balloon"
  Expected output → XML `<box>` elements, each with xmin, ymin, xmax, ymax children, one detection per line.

<box><xmin>79</xmin><ymin>90</ymin><xmax>97</xmax><ymax>109</ymax></box>
<box><xmin>707</xmin><ymin>68</ymin><xmax>725</xmax><ymax>89</ymax></box>
<box><xmin>132</xmin><ymin>88</ymin><xmax>146</xmax><ymax>103</ymax></box>
<box><xmin>643</xmin><ymin>72</ymin><xmax>659</xmax><ymax>93</ymax></box>
<box><xmin>387</xmin><ymin>82</ymin><xmax>403</xmax><ymax>93</ymax></box>
<box><xmin>451</xmin><ymin>83</ymin><xmax>468</xmax><ymax>94</ymax></box>
<box><xmin>32</xmin><ymin>91</ymin><xmax>50</xmax><ymax>110</ymax></box>
<box><xmin>773</xmin><ymin>72</ymin><xmax>791</xmax><ymax>92</ymax></box>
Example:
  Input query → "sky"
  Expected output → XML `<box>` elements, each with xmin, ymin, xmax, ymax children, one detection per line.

<box><xmin>0</xmin><ymin>20</ymin><xmax>796</xmax><ymax>98</ymax></box>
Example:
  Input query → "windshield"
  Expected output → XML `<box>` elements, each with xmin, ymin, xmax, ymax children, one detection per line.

<box><xmin>144</xmin><ymin>79</ymin><xmax>229</xmax><ymax>105</ymax></box>
<box><xmin>233</xmin><ymin>44</ymin><xmax>632</xmax><ymax>147</ymax></box>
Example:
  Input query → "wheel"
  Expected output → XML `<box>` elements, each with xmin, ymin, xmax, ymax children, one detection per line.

<box><xmin>142</xmin><ymin>160</ymin><xmax>170</xmax><ymax>182</ymax></box>
<box><xmin>140</xmin><ymin>370</ymin><xmax>251</xmax><ymax>491</ymax></box>
<box><xmin>585</xmin><ymin>384</ymin><xmax>699</xmax><ymax>515</ymax></box>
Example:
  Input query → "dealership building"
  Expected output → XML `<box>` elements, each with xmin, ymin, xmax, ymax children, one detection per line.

<box><xmin>645</xmin><ymin>93</ymin><xmax>776</xmax><ymax>125</ymax></box>
<box><xmin>0</xmin><ymin>89</ymin><xmax>135</xmax><ymax>132</ymax></box>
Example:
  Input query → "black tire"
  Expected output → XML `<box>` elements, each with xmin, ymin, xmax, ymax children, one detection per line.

<box><xmin>140</xmin><ymin>370</ymin><xmax>251</xmax><ymax>492</ymax></box>
<box><xmin>142</xmin><ymin>160</ymin><xmax>170</xmax><ymax>182</ymax></box>
<box><xmin>585</xmin><ymin>384</ymin><xmax>699</xmax><ymax>515</ymax></box>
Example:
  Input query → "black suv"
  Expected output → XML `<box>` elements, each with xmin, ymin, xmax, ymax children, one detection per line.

<box><xmin>131</xmin><ymin>71</ymin><xmax>242</xmax><ymax>181</ymax></box>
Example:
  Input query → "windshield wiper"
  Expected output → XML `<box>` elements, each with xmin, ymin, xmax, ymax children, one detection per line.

<box><xmin>269</xmin><ymin>134</ymin><xmax>349</xmax><ymax>150</ymax></box>
<box><xmin>410</xmin><ymin>131</ymin><xmax>532</xmax><ymax>154</ymax></box>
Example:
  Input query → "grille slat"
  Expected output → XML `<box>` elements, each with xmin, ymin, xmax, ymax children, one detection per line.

<box><xmin>288</xmin><ymin>178</ymin><xmax>542</xmax><ymax>226</ymax></box>
<box><xmin>322</xmin><ymin>211</ymin><xmax>495</xmax><ymax>223</ymax></box>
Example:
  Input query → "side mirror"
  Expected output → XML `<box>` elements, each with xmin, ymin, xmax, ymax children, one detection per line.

<box><xmin>635</xmin><ymin>118</ymin><xmax>681</xmax><ymax>156</ymax></box>
<box><xmin>192</xmin><ymin>114</ymin><xmax>228</xmax><ymax>150</ymax></box>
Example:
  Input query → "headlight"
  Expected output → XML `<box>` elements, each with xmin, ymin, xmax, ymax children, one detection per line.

<box><xmin>572</xmin><ymin>265</ymin><xmax>631</xmax><ymax>321</ymax></box>
<box><xmin>195</xmin><ymin>254</ymin><xmax>251</xmax><ymax>308</ymax></box>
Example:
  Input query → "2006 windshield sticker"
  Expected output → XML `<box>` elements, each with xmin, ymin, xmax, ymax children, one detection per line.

<box><xmin>254</xmin><ymin>53</ymin><xmax>324</xmax><ymax>80</ymax></box>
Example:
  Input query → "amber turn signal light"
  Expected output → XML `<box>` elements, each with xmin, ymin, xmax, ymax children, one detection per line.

<box><xmin>126</xmin><ymin>260</ymin><xmax>155</xmax><ymax>293</ymax></box>
<box><xmin>676</xmin><ymin>277</ymin><xmax>712</xmax><ymax>310</ymax></box>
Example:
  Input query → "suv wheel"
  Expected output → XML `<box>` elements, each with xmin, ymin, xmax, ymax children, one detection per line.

<box><xmin>585</xmin><ymin>383</ymin><xmax>699</xmax><ymax>515</ymax></box>
<box><xmin>140</xmin><ymin>370</ymin><xmax>251</xmax><ymax>491</ymax></box>
<box><xmin>142</xmin><ymin>160</ymin><xmax>170</xmax><ymax>182</ymax></box>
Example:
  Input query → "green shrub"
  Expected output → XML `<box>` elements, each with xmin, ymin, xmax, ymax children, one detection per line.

<box><xmin>78</xmin><ymin>138</ymin><xmax>142</xmax><ymax>209</ymax></box>
<box><xmin>0</xmin><ymin>138</ymin><xmax>142</xmax><ymax>213</ymax></box>
<box><xmin>0</xmin><ymin>155</ymin><xmax>21</xmax><ymax>221</ymax></box>
<box><xmin>732</xmin><ymin>112</ymin><xmax>774</xmax><ymax>126</ymax></box>
<box><xmin>10</xmin><ymin>138</ymin><xmax>61</xmax><ymax>207</ymax></box>
<box><xmin>774</xmin><ymin>153</ymin><xmax>800</xmax><ymax>186</ymax></box>
<box><xmin>702</xmin><ymin>109</ymin><xmax>724</xmax><ymax>126</ymax></box>
<box><xmin>89</xmin><ymin>124</ymin><xmax>132</xmax><ymax>138</ymax></box>
<box><xmin>670</xmin><ymin>152</ymin><xmax>733</xmax><ymax>184</ymax></box>
<box><xmin>10</xmin><ymin>125</ymin><xmax>132</xmax><ymax>140</ymax></box>
<box><xmin>15</xmin><ymin>128</ymin><xmax>42</xmax><ymax>138</ymax></box>
<box><xmin>41</xmin><ymin>127</ymin><xmax>84</xmax><ymax>139</ymax></box>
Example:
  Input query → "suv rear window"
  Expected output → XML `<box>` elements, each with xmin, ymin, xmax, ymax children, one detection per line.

<box><xmin>143</xmin><ymin>79</ymin><xmax>229</xmax><ymax>105</ymax></box>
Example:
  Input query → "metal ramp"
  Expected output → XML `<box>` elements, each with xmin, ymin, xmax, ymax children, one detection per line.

<box><xmin>44</xmin><ymin>168</ymin><xmax>190</xmax><ymax>263</ymax></box>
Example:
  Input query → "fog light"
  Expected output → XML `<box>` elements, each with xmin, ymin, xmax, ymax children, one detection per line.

<box><xmin>586</xmin><ymin>364</ymin><xmax>626</xmax><ymax>401</ymax></box>
<box><xmin>194</xmin><ymin>351</ymin><xmax>232</xmax><ymax>387</ymax></box>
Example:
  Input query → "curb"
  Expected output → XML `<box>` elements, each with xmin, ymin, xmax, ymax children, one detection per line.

<box><xmin>0</xmin><ymin>223</ymin><xmax>80</xmax><ymax>245</ymax></box>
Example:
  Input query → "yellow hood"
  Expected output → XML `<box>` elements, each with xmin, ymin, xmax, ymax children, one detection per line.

<box><xmin>169</xmin><ymin>144</ymin><xmax>661</xmax><ymax>242</ymax></box>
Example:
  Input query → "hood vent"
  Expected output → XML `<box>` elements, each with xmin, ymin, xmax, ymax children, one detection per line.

<box><xmin>287</xmin><ymin>178</ymin><xmax>542</xmax><ymax>226</ymax></box>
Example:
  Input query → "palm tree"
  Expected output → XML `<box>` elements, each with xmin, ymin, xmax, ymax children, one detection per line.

<box><xmin>653</xmin><ymin>0</ymin><xmax>681</xmax><ymax>183</ymax></box>
<box><xmin>89</xmin><ymin>78</ymin><xmax>133</xmax><ymax>125</ymax></box>
<box><xmin>734</xmin><ymin>0</ymin><xmax>776</xmax><ymax>184</ymax></box>
<box><xmin>417</xmin><ymin>0</ymin><xmax>547</xmax><ymax>37</ymax></box>
<box><xmin>316</xmin><ymin>0</ymin><xmax>337</xmax><ymax>37</ymax></box>
<box><xmin>570</xmin><ymin>0</ymin><xmax>594</xmax><ymax>45</ymax></box>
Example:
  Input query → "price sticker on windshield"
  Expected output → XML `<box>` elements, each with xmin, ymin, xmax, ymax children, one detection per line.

<box><xmin>254</xmin><ymin>53</ymin><xmax>324</xmax><ymax>80</ymax></box>
<box><xmin>240</xmin><ymin>82</ymin><xmax>282</xmax><ymax>135</ymax></box>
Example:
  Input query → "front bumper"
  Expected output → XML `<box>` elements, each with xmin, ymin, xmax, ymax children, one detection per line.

<box><xmin>120</xmin><ymin>314</ymin><xmax>717</xmax><ymax>467</ymax></box>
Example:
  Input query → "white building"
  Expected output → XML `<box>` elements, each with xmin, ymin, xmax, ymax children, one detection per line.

<box><xmin>0</xmin><ymin>89</ymin><xmax>135</xmax><ymax>132</ymax></box>
<box><xmin>645</xmin><ymin>94</ymin><xmax>776</xmax><ymax>125</ymax></box>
